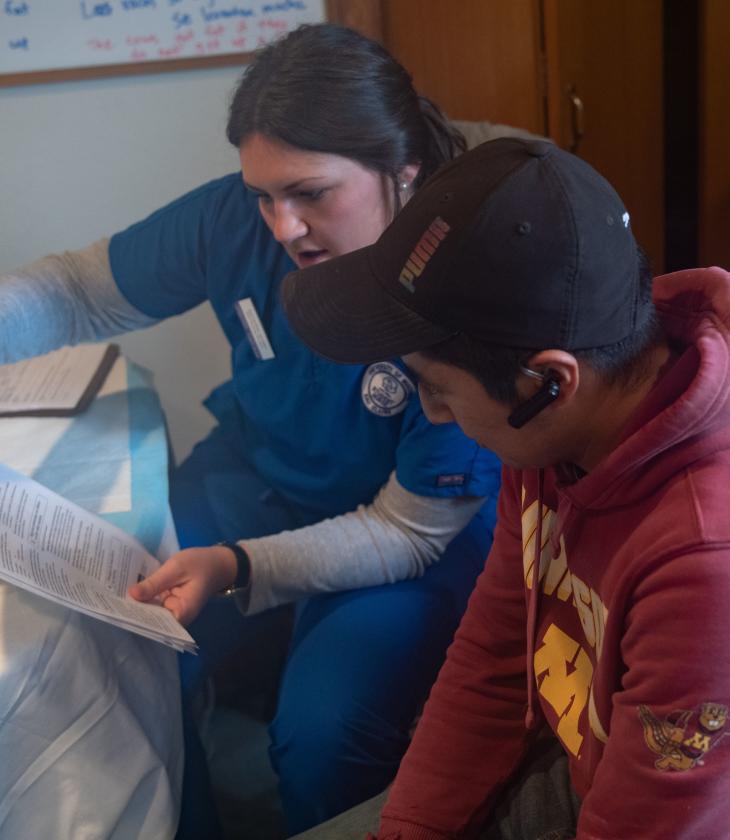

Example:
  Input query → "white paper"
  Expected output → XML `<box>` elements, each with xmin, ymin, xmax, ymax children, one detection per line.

<box><xmin>0</xmin><ymin>344</ymin><xmax>112</xmax><ymax>413</ymax></box>
<box><xmin>0</xmin><ymin>464</ymin><xmax>195</xmax><ymax>653</ymax></box>
<box><xmin>0</xmin><ymin>357</ymin><xmax>131</xmax><ymax>513</ymax></box>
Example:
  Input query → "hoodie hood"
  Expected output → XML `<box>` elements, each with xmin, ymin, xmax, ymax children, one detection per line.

<box><xmin>522</xmin><ymin>267</ymin><xmax>730</xmax><ymax>730</ymax></box>
<box><xmin>556</xmin><ymin>266</ymin><xmax>730</xmax><ymax>513</ymax></box>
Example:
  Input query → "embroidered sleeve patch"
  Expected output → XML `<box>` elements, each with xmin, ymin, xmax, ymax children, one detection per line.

<box><xmin>361</xmin><ymin>362</ymin><xmax>414</xmax><ymax>417</ymax></box>
<box><xmin>638</xmin><ymin>702</ymin><xmax>729</xmax><ymax>771</ymax></box>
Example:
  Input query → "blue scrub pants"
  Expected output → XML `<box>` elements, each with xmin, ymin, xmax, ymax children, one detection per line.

<box><xmin>170</xmin><ymin>423</ymin><xmax>497</xmax><ymax>836</ymax></box>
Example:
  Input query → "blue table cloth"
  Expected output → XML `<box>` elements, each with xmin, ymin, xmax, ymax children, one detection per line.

<box><xmin>0</xmin><ymin>356</ymin><xmax>183</xmax><ymax>840</ymax></box>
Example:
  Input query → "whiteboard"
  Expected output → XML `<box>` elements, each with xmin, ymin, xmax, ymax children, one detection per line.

<box><xmin>0</xmin><ymin>0</ymin><xmax>325</xmax><ymax>76</ymax></box>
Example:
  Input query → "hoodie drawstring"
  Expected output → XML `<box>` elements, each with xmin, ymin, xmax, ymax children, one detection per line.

<box><xmin>524</xmin><ymin>469</ymin><xmax>544</xmax><ymax>730</ymax></box>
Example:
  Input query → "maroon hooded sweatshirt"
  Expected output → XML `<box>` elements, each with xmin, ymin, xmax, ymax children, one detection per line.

<box><xmin>374</xmin><ymin>267</ymin><xmax>730</xmax><ymax>840</ymax></box>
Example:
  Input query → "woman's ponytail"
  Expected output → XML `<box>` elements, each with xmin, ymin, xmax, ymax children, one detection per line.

<box><xmin>415</xmin><ymin>95</ymin><xmax>467</xmax><ymax>186</ymax></box>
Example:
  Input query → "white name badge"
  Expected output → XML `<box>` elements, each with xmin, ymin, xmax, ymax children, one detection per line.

<box><xmin>235</xmin><ymin>298</ymin><xmax>275</xmax><ymax>361</ymax></box>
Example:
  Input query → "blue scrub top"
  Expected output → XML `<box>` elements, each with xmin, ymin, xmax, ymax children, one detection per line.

<box><xmin>109</xmin><ymin>174</ymin><xmax>501</xmax><ymax>519</ymax></box>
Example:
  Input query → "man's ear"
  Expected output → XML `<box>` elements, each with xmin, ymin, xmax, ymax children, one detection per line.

<box><xmin>525</xmin><ymin>349</ymin><xmax>580</xmax><ymax>402</ymax></box>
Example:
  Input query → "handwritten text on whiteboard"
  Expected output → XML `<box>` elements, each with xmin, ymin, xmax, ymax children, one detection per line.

<box><xmin>1</xmin><ymin>0</ymin><xmax>325</xmax><ymax>75</ymax></box>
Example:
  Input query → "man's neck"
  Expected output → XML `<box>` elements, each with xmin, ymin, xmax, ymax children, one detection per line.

<box><xmin>574</xmin><ymin>342</ymin><xmax>673</xmax><ymax>472</ymax></box>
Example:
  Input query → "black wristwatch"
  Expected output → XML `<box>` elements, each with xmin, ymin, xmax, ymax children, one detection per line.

<box><xmin>217</xmin><ymin>540</ymin><xmax>251</xmax><ymax>596</ymax></box>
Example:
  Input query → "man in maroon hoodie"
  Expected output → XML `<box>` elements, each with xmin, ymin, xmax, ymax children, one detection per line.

<box><xmin>281</xmin><ymin>138</ymin><xmax>730</xmax><ymax>840</ymax></box>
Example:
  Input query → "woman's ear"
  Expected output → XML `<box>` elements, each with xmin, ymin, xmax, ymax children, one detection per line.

<box><xmin>398</xmin><ymin>163</ymin><xmax>421</xmax><ymax>191</ymax></box>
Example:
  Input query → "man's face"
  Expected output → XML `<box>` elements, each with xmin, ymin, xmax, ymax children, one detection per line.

<box><xmin>403</xmin><ymin>352</ymin><xmax>567</xmax><ymax>470</ymax></box>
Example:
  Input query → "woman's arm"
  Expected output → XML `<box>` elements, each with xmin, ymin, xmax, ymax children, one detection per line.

<box><xmin>0</xmin><ymin>239</ymin><xmax>158</xmax><ymax>363</ymax></box>
<box><xmin>130</xmin><ymin>471</ymin><xmax>487</xmax><ymax>622</ymax></box>
<box><xmin>241</xmin><ymin>471</ymin><xmax>487</xmax><ymax>614</ymax></box>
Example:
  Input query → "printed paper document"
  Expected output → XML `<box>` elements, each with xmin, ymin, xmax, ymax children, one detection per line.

<box><xmin>0</xmin><ymin>344</ymin><xmax>118</xmax><ymax>416</ymax></box>
<box><xmin>0</xmin><ymin>464</ymin><xmax>196</xmax><ymax>653</ymax></box>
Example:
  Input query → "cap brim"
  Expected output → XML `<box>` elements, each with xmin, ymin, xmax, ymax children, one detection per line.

<box><xmin>280</xmin><ymin>244</ymin><xmax>454</xmax><ymax>364</ymax></box>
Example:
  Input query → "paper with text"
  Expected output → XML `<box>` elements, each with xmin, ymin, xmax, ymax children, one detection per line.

<box><xmin>0</xmin><ymin>344</ymin><xmax>117</xmax><ymax>415</ymax></box>
<box><xmin>0</xmin><ymin>464</ymin><xmax>195</xmax><ymax>653</ymax></box>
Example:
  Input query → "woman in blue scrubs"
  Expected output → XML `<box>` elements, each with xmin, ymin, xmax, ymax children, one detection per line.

<box><xmin>2</xmin><ymin>23</ymin><xmax>501</xmax><ymax>837</ymax></box>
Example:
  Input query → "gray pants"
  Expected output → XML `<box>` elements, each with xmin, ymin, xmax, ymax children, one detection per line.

<box><xmin>292</xmin><ymin>734</ymin><xmax>580</xmax><ymax>840</ymax></box>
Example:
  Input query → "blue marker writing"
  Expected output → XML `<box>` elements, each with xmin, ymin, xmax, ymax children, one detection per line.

<box><xmin>172</xmin><ymin>11</ymin><xmax>191</xmax><ymax>28</ymax></box>
<box><xmin>121</xmin><ymin>0</ymin><xmax>156</xmax><ymax>10</ymax></box>
<box><xmin>262</xmin><ymin>1</ymin><xmax>306</xmax><ymax>12</ymax></box>
<box><xmin>200</xmin><ymin>6</ymin><xmax>255</xmax><ymax>23</ymax></box>
<box><xmin>80</xmin><ymin>1</ymin><xmax>113</xmax><ymax>19</ymax></box>
<box><xmin>4</xmin><ymin>1</ymin><xmax>30</xmax><ymax>16</ymax></box>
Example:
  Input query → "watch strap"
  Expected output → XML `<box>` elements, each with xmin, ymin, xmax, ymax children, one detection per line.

<box><xmin>217</xmin><ymin>540</ymin><xmax>251</xmax><ymax>595</ymax></box>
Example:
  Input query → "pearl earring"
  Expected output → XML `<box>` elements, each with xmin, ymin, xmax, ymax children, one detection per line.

<box><xmin>400</xmin><ymin>182</ymin><xmax>409</xmax><ymax>191</ymax></box>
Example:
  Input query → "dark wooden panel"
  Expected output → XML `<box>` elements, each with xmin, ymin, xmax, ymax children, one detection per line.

<box><xmin>381</xmin><ymin>0</ymin><xmax>544</xmax><ymax>133</ymax></box>
<box><xmin>542</xmin><ymin>0</ymin><xmax>665</xmax><ymax>272</ymax></box>
<box><xmin>325</xmin><ymin>0</ymin><xmax>383</xmax><ymax>40</ymax></box>
<box><xmin>699</xmin><ymin>0</ymin><xmax>730</xmax><ymax>269</ymax></box>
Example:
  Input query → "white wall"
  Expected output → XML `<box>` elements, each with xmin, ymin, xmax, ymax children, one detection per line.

<box><xmin>0</xmin><ymin>65</ymin><xmax>244</xmax><ymax>462</ymax></box>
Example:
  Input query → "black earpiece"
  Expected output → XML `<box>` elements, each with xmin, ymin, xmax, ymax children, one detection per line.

<box><xmin>507</xmin><ymin>371</ymin><xmax>561</xmax><ymax>429</ymax></box>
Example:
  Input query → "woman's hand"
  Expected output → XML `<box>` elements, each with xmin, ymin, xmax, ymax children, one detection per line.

<box><xmin>127</xmin><ymin>545</ymin><xmax>238</xmax><ymax>625</ymax></box>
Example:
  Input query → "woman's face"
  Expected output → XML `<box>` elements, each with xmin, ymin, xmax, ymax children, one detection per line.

<box><xmin>240</xmin><ymin>133</ymin><xmax>417</xmax><ymax>269</ymax></box>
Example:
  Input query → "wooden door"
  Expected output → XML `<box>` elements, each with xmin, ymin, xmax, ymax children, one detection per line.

<box><xmin>542</xmin><ymin>0</ymin><xmax>665</xmax><ymax>271</ymax></box>
<box><xmin>379</xmin><ymin>0</ymin><xmax>544</xmax><ymax>133</ymax></box>
<box><xmin>326</xmin><ymin>0</ymin><xmax>383</xmax><ymax>40</ymax></box>
<box><xmin>699</xmin><ymin>0</ymin><xmax>730</xmax><ymax>269</ymax></box>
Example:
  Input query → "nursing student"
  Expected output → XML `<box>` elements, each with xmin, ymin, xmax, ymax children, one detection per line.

<box><xmin>0</xmin><ymin>24</ymin><xmax>501</xmax><ymax>836</ymax></box>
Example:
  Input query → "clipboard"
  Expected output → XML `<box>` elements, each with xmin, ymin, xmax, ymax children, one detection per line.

<box><xmin>0</xmin><ymin>343</ymin><xmax>120</xmax><ymax>417</ymax></box>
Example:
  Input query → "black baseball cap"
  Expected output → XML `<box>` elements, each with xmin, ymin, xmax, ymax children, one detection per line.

<box><xmin>281</xmin><ymin>138</ymin><xmax>647</xmax><ymax>364</ymax></box>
